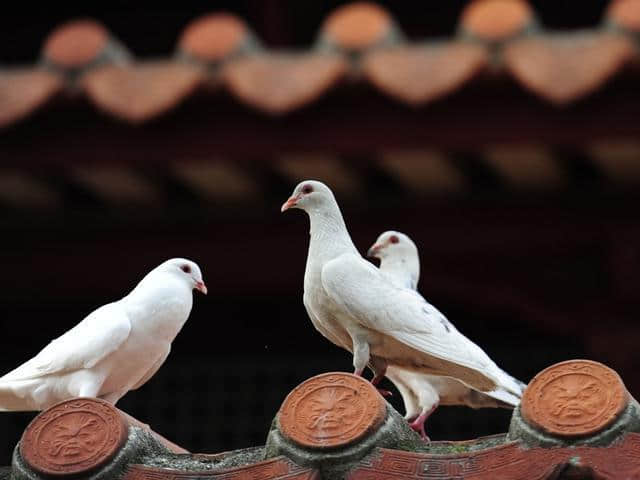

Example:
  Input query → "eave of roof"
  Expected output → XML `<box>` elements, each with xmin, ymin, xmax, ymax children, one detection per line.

<box><xmin>1</xmin><ymin>0</ymin><xmax>639</xmax><ymax>129</ymax></box>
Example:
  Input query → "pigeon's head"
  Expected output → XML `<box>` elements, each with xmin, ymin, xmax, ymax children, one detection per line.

<box><xmin>161</xmin><ymin>258</ymin><xmax>208</xmax><ymax>295</ymax></box>
<box><xmin>367</xmin><ymin>231</ymin><xmax>417</xmax><ymax>262</ymax></box>
<box><xmin>281</xmin><ymin>180</ymin><xmax>335</xmax><ymax>213</ymax></box>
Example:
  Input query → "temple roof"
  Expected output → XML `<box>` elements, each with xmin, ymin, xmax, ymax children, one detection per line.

<box><xmin>1</xmin><ymin>0</ymin><xmax>640</xmax><ymax>128</ymax></box>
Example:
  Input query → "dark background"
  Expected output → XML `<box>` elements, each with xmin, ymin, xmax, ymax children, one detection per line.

<box><xmin>0</xmin><ymin>0</ymin><xmax>636</xmax><ymax>463</ymax></box>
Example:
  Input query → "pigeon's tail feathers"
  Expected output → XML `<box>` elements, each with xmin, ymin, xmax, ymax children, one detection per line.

<box><xmin>482</xmin><ymin>387</ymin><xmax>521</xmax><ymax>408</ymax></box>
<box><xmin>465</xmin><ymin>390</ymin><xmax>516</xmax><ymax>409</ymax></box>
<box><xmin>490</xmin><ymin>366</ymin><xmax>527</xmax><ymax>399</ymax></box>
<box><xmin>0</xmin><ymin>380</ymin><xmax>39</xmax><ymax>411</ymax></box>
<box><xmin>481</xmin><ymin>368</ymin><xmax>527</xmax><ymax>408</ymax></box>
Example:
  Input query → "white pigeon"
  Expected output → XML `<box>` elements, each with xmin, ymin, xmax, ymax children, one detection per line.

<box><xmin>0</xmin><ymin>258</ymin><xmax>207</xmax><ymax>411</ymax></box>
<box><xmin>368</xmin><ymin>231</ymin><xmax>523</xmax><ymax>439</ymax></box>
<box><xmin>281</xmin><ymin>180</ymin><xmax>525</xmax><ymax>440</ymax></box>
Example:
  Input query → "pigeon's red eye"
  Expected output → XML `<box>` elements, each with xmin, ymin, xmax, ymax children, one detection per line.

<box><xmin>301</xmin><ymin>184</ymin><xmax>314</xmax><ymax>194</ymax></box>
<box><xmin>389</xmin><ymin>235</ymin><xmax>399</xmax><ymax>244</ymax></box>
<box><xmin>181</xmin><ymin>265</ymin><xmax>191</xmax><ymax>274</ymax></box>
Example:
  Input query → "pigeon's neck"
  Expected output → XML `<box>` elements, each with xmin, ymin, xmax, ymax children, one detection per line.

<box><xmin>380</xmin><ymin>257</ymin><xmax>420</xmax><ymax>290</ymax></box>
<box><xmin>125</xmin><ymin>273</ymin><xmax>191</xmax><ymax>311</ymax></box>
<box><xmin>123</xmin><ymin>273</ymin><xmax>193</xmax><ymax>339</ymax></box>
<box><xmin>307</xmin><ymin>202</ymin><xmax>357</xmax><ymax>261</ymax></box>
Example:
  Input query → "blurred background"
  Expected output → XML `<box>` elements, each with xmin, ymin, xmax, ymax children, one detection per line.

<box><xmin>1</xmin><ymin>0</ymin><xmax>640</xmax><ymax>463</ymax></box>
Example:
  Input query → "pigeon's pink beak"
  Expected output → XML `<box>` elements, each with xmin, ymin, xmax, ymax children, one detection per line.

<box><xmin>367</xmin><ymin>244</ymin><xmax>382</xmax><ymax>258</ymax></box>
<box><xmin>281</xmin><ymin>195</ymin><xmax>300</xmax><ymax>212</ymax></box>
<box><xmin>195</xmin><ymin>281</ymin><xmax>208</xmax><ymax>295</ymax></box>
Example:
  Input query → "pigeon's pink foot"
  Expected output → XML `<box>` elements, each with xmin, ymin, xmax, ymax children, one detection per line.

<box><xmin>409</xmin><ymin>418</ymin><xmax>430</xmax><ymax>442</ymax></box>
<box><xmin>409</xmin><ymin>403</ymin><xmax>438</xmax><ymax>442</ymax></box>
<box><xmin>353</xmin><ymin>368</ymin><xmax>393</xmax><ymax>397</ymax></box>
<box><xmin>371</xmin><ymin>372</ymin><xmax>393</xmax><ymax>397</ymax></box>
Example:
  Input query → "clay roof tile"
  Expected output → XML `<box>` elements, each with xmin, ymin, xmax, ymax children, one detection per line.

<box><xmin>0</xmin><ymin>69</ymin><xmax>63</xmax><ymax>128</ymax></box>
<box><xmin>223</xmin><ymin>53</ymin><xmax>347</xmax><ymax>115</ymax></box>
<box><xmin>362</xmin><ymin>42</ymin><xmax>488</xmax><ymax>106</ymax></box>
<box><xmin>82</xmin><ymin>61</ymin><xmax>203</xmax><ymax>123</ymax></box>
<box><xmin>42</xmin><ymin>19</ymin><xmax>110</xmax><ymax>69</ymax></box>
<box><xmin>319</xmin><ymin>2</ymin><xmax>396</xmax><ymax>52</ymax></box>
<box><xmin>607</xmin><ymin>0</ymin><xmax>640</xmax><ymax>33</ymax></box>
<box><xmin>460</xmin><ymin>0</ymin><xmax>535</xmax><ymax>42</ymax></box>
<box><xmin>178</xmin><ymin>13</ymin><xmax>255</xmax><ymax>64</ymax></box>
<box><xmin>504</xmin><ymin>31</ymin><xmax>635</xmax><ymax>104</ymax></box>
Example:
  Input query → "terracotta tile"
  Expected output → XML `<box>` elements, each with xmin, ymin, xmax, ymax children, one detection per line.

<box><xmin>173</xmin><ymin>162</ymin><xmax>261</xmax><ymax>200</ymax></box>
<box><xmin>484</xmin><ymin>146</ymin><xmax>566</xmax><ymax>189</ymax></box>
<box><xmin>42</xmin><ymin>19</ymin><xmax>110</xmax><ymax>68</ymax></box>
<box><xmin>124</xmin><ymin>457</ymin><xmax>319</xmax><ymax>480</ymax></box>
<box><xmin>349</xmin><ymin>434</ymin><xmax>640</xmax><ymax>479</ymax></box>
<box><xmin>278</xmin><ymin>372</ymin><xmax>386</xmax><ymax>449</ymax></box>
<box><xmin>223</xmin><ymin>53</ymin><xmax>347</xmax><ymax>114</ymax></box>
<box><xmin>178</xmin><ymin>13</ymin><xmax>253</xmax><ymax>63</ymax></box>
<box><xmin>71</xmin><ymin>166</ymin><xmax>163</xmax><ymax>205</ymax></box>
<box><xmin>82</xmin><ymin>61</ymin><xmax>203</xmax><ymax>123</ymax></box>
<box><xmin>521</xmin><ymin>359</ymin><xmax>629</xmax><ymax>438</ymax></box>
<box><xmin>362</xmin><ymin>42</ymin><xmax>488</xmax><ymax>105</ymax></box>
<box><xmin>319</xmin><ymin>2</ymin><xmax>396</xmax><ymax>52</ymax></box>
<box><xmin>0</xmin><ymin>69</ymin><xmax>62</xmax><ymax>128</ymax></box>
<box><xmin>504</xmin><ymin>32</ymin><xmax>635</xmax><ymax>105</ymax></box>
<box><xmin>379</xmin><ymin>150</ymin><xmax>467</xmax><ymax>194</ymax></box>
<box><xmin>20</xmin><ymin>398</ymin><xmax>128</xmax><ymax>477</ymax></box>
<box><xmin>590</xmin><ymin>141</ymin><xmax>640</xmax><ymax>184</ymax></box>
<box><xmin>277</xmin><ymin>154</ymin><xmax>363</xmax><ymax>196</ymax></box>
<box><xmin>460</xmin><ymin>0</ymin><xmax>535</xmax><ymax>42</ymax></box>
<box><xmin>0</xmin><ymin>170</ymin><xmax>62</xmax><ymax>209</ymax></box>
<box><xmin>607</xmin><ymin>0</ymin><xmax>640</xmax><ymax>33</ymax></box>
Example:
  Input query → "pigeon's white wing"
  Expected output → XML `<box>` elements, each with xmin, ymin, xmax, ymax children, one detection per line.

<box><xmin>1</xmin><ymin>302</ymin><xmax>131</xmax><ymax>381</ymax></box>
<box><xmin>321</xmin><ymin>253</ymin><xmax>522</xmax><ymax>395</ymax></box>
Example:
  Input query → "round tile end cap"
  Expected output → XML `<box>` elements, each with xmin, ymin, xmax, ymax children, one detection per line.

<box><xmin>20</xmin><ymin>397</ymin><xmax>128</xmax><ymax>477</ymax></box>
<box><xmin>521</xmin><ymin>359</ymin><xmax>629</xmax><ymax>438</ymax></box>
<box><xmin>278</xmin><ymin>372</ymin><xmax>386</xmax><ymax>449</ymax></box>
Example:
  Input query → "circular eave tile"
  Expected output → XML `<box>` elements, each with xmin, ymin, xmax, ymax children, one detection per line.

<box><xmin>179</xmin><ymin>12</ymin><xmax>250</xmax><ymax>63</ymax></box>
<box><xmin>223</xmin><ymin>53</ymin><xmax>347</xmax><ymax>115</ymax></box>
<box><xmin>0</xmin><ymin>69</ymin><xmax>63</xmax><ymax>128</ymax></box>
<box><xmin>82</xmin><ymin>61</ymin><xmax>204</xmax><ymax>123</ymax></box>
<box><xmin>504</xmin><ymin>32</ymin><xmax>635</xmax><ymax>105</ymax></box>
<box><xmin>278</xmin><ymin>372</ymin><xmax>386</xmax><ymax>449</ymax></box>
<box><xmin>461</xmin><ymin>0</ymin><xmax>534</xmax><ymax>42</ymax></box>
<box><xmin>20</xmin><ymin>397</ymin><xmax>128</xmax><ymax>477</ymax></box>
<box><xmin>43</xmin><ymin>19</ymin><xmax>109</xmax><ymax>68</ymax></box>
<box><xmin>607</xmin><ymin>0</ymin><xmax>640</xmax><ymax>32</ymax></box>
<box><xmin>321</xmin><ymin>2</ymin><xmax>394</xmax><ymax>51</ymax></box>
<box><xmin>521</xmin><ymin>359</ymin><xmax>629</xmax><ymax>437</ymax></box>
<box><xmin>362</xmin><ymin>43</ymin><xmax>488</xmax><ymax>105</ymax></box>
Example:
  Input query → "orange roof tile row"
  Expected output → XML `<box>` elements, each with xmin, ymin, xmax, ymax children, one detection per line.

<box><xmin>1</xmin><ymin>0</ymin><xmax>639</xmax><ymax>128</ymax></box>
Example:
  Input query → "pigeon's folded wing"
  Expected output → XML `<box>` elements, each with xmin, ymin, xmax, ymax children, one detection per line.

<box><xmin>2</xmin><ymin>302</ymin><xmax>131</xmax><ymax>381</ymax></box>
<box><xmin>321</xmin><ymin>253</ymin><xmax>519</xmax><ymax>394</ymax></box>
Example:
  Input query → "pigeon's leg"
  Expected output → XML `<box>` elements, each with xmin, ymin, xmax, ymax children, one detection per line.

<box><xmin>74</xmin><ymin>371</ymin><xmax>104</xmax><ymax>399</ymax></box>
<box><xmin>78</xmin><ymin>383</ymin><xmax>101</xmax><ymax>399</ymax></box>
<box><xmin>409</xmin><ymin>402</ymin><xmax>439</xmax><ymax>442</ymax></box>
<box><xmin>369</xmin><ymin>355</ymin><xmax>393</xmax><ymax>398</ymax></box>
<box><xmin>351</xmin><ymin>334</ymin><xmax>371</xmax><ymax>378</ymax></box>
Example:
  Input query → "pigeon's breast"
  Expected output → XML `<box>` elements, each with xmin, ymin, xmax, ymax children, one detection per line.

<box><xmin>303</xmin><ymin>267</ymin><xmax>351</xmax><ymax>350</ymax></box>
